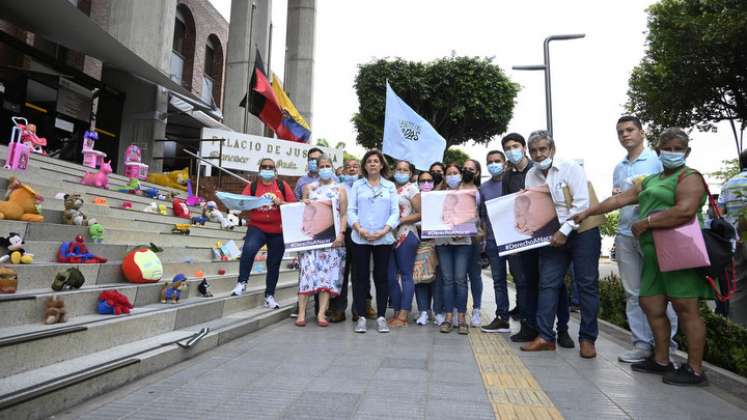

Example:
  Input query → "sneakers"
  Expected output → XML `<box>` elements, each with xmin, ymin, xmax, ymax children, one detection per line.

<box><xmin>458</xmin><ymin>324</ymin><xmax>469</xmax><ymax>335</ymax></box>
<box><xmin>376</xmin><ymin>316</ymin><xmax>390</xmax><ymax>333</ymax></box>
<box><xmin>631</xmin><ymin>358</ymin><xmax>675</xmax><ymax>375</ymax></box>
<box><xmin>354</xmin><ymin>317</ymin><xmax>367</xmax><ymax>333</ymax></box>
<box><xmin>481</xmin><ymin>318</ymin><xmax>511</xmax><ymax>333</ymax></box>
<box><xmin>618</xmin><ymin>346</ymin><xmax>652</xmax><ymax>363</ymax></box>
<box><xmin>230</xmin><ymin>282</ymin><xmax>246</xmax><ymax>296</ymax></box>
<box><xmin>264</xmin><ymin>295</ymin><xmax>280</xmax><ymax>309</ymax></box>
<box><xmin>663</xmin><ymin>365</ymin><xmax>708</xmax><ymax>387</ymax></box>
<box><xmin>557</xmin><ymin>330</ymin><xmax>575</xmax><ymax>349</ymax></box>
<box><xmin>434</xmin><ymin>313</ymin><xmax>446</xmax><ymax>326</ymax></box>
<box><xmin>470</xmin><ymin>311</ymin><xmax>481</xmax><ymax>327</ymax></box>
<box><xmin>510</xmin><ymin>323</ymin><xmax>538</xmax><ymax>343</ymax></box>
<box><xmin>416</xmin><ymin>311</ymin><xmax>429</xmax><ymax>326</ymax></box>
<box><xmin>440</xmin><ymin>321</ymin><xmax>453</xmax><ymax>333</ymax></box>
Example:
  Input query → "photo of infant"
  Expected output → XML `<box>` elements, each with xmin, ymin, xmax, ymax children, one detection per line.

<box><xmin>513</xmin><ymin>191</ymin><xmax>557</xmax><ymax>237</ymax></box>
<box><xmin>281</xmin><ymin>200</ymin><xmax>340</xmax><ymax>251</ymax></box>
<box><xmin>301</xmin><ymin>200</ymin><xmax>336</xmax><ymax>240</ymax></box>
<box><xmin>485</xmin><ymin>190</ymin><xmax>560</xmax><ymax>256</ymax></box>
<box><xmin>441</xmin><ymin>190</ymin><xmax>478</xmax><ymax>229</ymax></box>
<box><xmin>421</xmin><ymin>190</ymin><xmax>478</xmax><ymax>238</ymax></box>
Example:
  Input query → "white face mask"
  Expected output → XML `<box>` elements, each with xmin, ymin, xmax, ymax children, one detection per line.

<box><xmin>534</xmin><ymin>157</ymin><xmax>553</xmax><ymax>170</ymax></box>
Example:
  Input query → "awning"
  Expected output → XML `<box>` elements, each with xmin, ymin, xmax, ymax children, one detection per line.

<box><xmin>168</xmin><ymin>95</ymin><xmax>232</xmax><ymax>131</ymax></box>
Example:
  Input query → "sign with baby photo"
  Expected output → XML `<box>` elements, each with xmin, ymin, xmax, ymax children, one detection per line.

<box><xmin>280</xmin><ymin>200</ymin><xmax>341</xmax><ymax>252</ymax></box>
<box><xmin>486</xmin><ymin>190</ymin><xmax>560</xmax><ymax>256</ymax></box>
<box><xmin>420</xmin><ymin>190</ymin><xmax>479</xmax><ymax>239</ymax></box>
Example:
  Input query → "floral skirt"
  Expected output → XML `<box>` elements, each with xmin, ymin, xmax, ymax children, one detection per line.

<box><xmin>298</xmin><ymin>247</ymin><xmax>345</xmax><ymax>296</ymax></box>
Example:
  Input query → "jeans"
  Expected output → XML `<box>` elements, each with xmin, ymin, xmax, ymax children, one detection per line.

<box><xmin>415</xmin><ymin>282</ymin><xmax>432</xmax><ymax>312</ymax></box>
<box><xmin>352</xmin><ymin>243</ymin><xmax>391</xmax><ymax>318</ymax></box>
<box><xmin>485</xmin><ymin>240</ymin><xmax>509</xmax><ymax>320</ymax></box>
<box><xmin>615</xmin><ymin>235</ymin><xmax>678</xmax><ymax>350</ymax></box>
<box><xmin>569</xmin><ymin>263</ymin><xmax>580</xmax><ymax>306</ymax></box>
<box><xmin>238</xmin><ymin>226</ymin><xmax>285</xmax><ymax>297</ymax></box>
<box><xmin>387</xmin><ymin>232</ymin><xmax>419</xmax><ymax>312</ymax></box>
<box><xmin>514</xmin><ymin>249</ymin><xmax>539</xmax><ymax>330</ymax></box>
<box><xmin>557</xmin><ymin>283</ymin><xmax>570</xmax><ymax>333</ymax></box>
<box><xmin>436</xmin><ymin>244</ymin><xmax>471</xmax><ymax>313</ymax></box>
<box><xmin>467</xmin><ymin>241</ymin><xmax>483</xmax><ymax>309</ymax></box>
<box><xmin>537</xmin><ymin>228</ymin><xmax>601</xmax><ymax>342</ymax></box>
<box><xmin>331</xmin><ymin>230</ymin><xmax>354</xmax><ymax>313</ymax></box>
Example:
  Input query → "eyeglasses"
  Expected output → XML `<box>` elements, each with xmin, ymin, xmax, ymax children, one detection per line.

<box><xmin>260</xmin><ymin>165</ymin><xmax>275</xmax><ymax>170</ymax></box>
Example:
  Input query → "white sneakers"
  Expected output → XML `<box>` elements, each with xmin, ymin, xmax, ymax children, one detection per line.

<box><xmin>416</xmin><ymin>311</ymin><xmax>429</xmax><ymax>326</ymax></box>
<box><xmin>376</xmin><ymin>317</ymin><xmax>390</xmax><ymax>333</ymax></box>
<box><xmin>355</xmin><ymin>317</ymin><xmax>390</xmax><ymax>333</ymax></box>
<box><xmin>230</xmin><ymin>282</ymin><xmax>246</xmax><ymax>296</ymax></box>
<box><xmin>355</xmin><ymin>317</ymin><xmax>367</xmax><ymax>333</ymax></box>
<box><xmin>618</xmin><ymin>347</ymin><xmax>652</xmax><ymax>363</ymax></box>
<box><xmin>471</xmin><ymin>311</ymin><xmax>481</xmax><ymax>327</ymax></box>
<box><xmin>264</xmin><ymin>295</ymin><xmax>280</xmax><ymax>309</ymax></box>
<box><xmin>434</xmin><ymin>313</ymin><xmax>446</xmax><ymax>326</ymax></box>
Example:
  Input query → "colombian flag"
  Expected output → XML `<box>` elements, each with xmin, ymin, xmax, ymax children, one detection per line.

<box><xmin>271</xmin><ymin>73</ymin><xmax>311</xmax><ymax>143</ymax></box>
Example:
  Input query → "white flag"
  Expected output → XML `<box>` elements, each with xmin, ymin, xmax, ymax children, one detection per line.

<box><xmin>383</xmin><ymin>82</ymin><xmax>447</xmax><ymax>171</ymax></box>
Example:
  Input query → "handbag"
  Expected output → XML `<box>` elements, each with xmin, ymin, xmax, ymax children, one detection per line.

<box><xmin>413</xmin><ymin>242</ymin><xmax>438</xmax><ymax>284</ymax></box>
<box><xmin>652</xmin><ymin>215</ymin><xmax>710</xmax><ymax>272</ymax></box>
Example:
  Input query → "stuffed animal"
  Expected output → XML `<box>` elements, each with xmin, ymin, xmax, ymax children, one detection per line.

<box><xmin>226</xmin><ymin>210</ymin><xmax>240</xmax><ymax>230</ymax></box>
<box><xmin>97</xmin><ymin>290</ymin><xmax>133</xmax><ymax>315</ymax></box>
<box><xmin>44</xmin><ymin>296</ymin><xmax>66</xmax><ymax>324</ymax></box>
<box><xmin>115</xmin><ymin>178</ymin><xmax>143</xmax><ymax>195</ymax></box>
<box><xmin>81</xmin><ymin>159</ymin><xmax>112</xmax><ymax>189</ymax></box>
<box><xmin>57</xmin><ymin>235</ymin><xmax>107</xmax><ymax>264</ymax></box>
<box><xmin>51</xmin><ymin>267</ymin><xmax>85</xmax><ymax>291</ymax></box>
<box><xmin>0</xmin><ymin>177</ymin><xmax>44</xmax><ymax>222</ymax></box>
<box><xmin>158</xmin><ymin>204</ymin><xmax>168</xmax><ymax>216</ymax></box>
<box><xmin>146</xmin><ymin>167</ymin><xmax>189</xmax><ymax>191</ymax></box>
<box><xmin>121</xmin><ymin>247</ymin><xmax>163</xmax><ymax>283</ymax></box>
<box><xmin>0</xmin><ymin>232</ymin><xmax>33</xmax><ymax>264</ymax></box>
<box><xmin>143</xmin><ymin>202</ymin><xmax>158</xmax><ymax>213</ymax></box>
<box><xmin>160</xmin><ymin>273</ymin><xmax>188</xmax><ymax>303</ymax></box>
<box><xmin>204</xmin><ymin>201</ymin><xmax>232</xmax><ymax>229</ymax></box>
<box><xmin>63</xmin><ymin>193</ymin><xmax>97</xmax><ymax>226</ymax></box>
<box><xmin>172</xmin><ymin>198</ymin><xmax>190</xmax><ymax>219</ymax></box>
<box><xmin>89</xmin><ymin>223</ymin><xmax>104</xmax><ymax>243</ymax></box>
<box><xmin>0</xmin><ymin>266</ymin><xmax>18</xmax><ymax>293</ymax></box>
<box><xmin>197</xmin><ymin>278</ymin><xmax>213</xmax><ymax>297</ymax></box>
<box><xmin>191</xmin><ymin>215</ymin><xmax>207</xmax><ymax>225</ymax></box>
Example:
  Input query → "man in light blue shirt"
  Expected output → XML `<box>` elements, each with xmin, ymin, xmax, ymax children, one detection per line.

<box><xmin>294</xmin><ymin>147</ymin><xmax>339</xmax><ymax>200</ymax></box>
<box><xmin>718</xmin><ymin>150</ymin><xmax>747</xmax><ymax>327</ymax></box>
<box><xmin>612</xmin><ymin>116</ymin><xmax>678</xmax><ymax>363</ymax></box>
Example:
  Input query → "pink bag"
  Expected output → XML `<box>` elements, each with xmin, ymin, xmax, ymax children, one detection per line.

<box><xmin>652</xmin><ymin>216</ymin><xmax>710</xmax><ymax>272</ymax></box>
<box><xmin>4</xmin><ymin>117</ymin><xmax>30</xmax><ymax>171</ymax></box>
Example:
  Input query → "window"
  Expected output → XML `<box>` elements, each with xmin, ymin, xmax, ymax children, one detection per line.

<box><xmin>204</xmin><ymin>40</ymin><xmax>215</xmax><ymax>77</ymax></box>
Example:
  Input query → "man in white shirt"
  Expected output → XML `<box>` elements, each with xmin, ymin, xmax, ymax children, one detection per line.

<box><xmin>519</xmin><ymin>130</ymin><xmax>601</xmax><ymax>359</ymax></box>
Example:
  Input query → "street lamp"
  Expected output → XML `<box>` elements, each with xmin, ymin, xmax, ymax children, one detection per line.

<box><xmin>512</xmin><ymin>34</ymin><xmax>585</xmax><ymax>137</ymax></box>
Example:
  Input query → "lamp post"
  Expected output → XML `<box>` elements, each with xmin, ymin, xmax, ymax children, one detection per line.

<box><xmin>513</xmin><ymin>34</ymin><xmax>585</xmax><ymax>137</ymax></box>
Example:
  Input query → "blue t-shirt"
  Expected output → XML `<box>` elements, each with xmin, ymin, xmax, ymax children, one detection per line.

<box><xmin>612</xmin><ymin>148</ymin><xmax>662</xmax><ymax>236</ymax></box>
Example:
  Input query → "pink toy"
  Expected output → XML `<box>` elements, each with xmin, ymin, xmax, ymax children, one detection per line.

<box><xmin>122</xmin><ymin>201</ymin><xmax>133</xmax><ymax>210</ymax></box>
<box><xmin>81</xmin><ymin>160</ymin><xmax>112</xmax><ymax>189</ymax></box>
<box><xmin>4</xmin><ymin>117</ymin><xmax>30</xmax><ymax>171</ymax></box>
<box><xmin>20</xmin><ymin>123</ymin><xmax>47</xmax><ymax>155</ymax></box>
<box><xmin>82</xmin><ymin>130</ymin><xmax>107</xmax><ymax>169</ymax></box>
<box><xmin>185</xmin><ymin>179</ymin><xmax>204</xmax><ymax>207</ymax></box>
<box><xmin>124</xmin><ymin>144</ymin><xmax>148</xmax><ymax>180</ymax></box>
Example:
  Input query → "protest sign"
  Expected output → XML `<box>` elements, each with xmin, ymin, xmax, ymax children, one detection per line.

<box><xmin>486</xmin><ymin>190</ymin><xmax>560</xmax><ymax>256</ymax></box>
<box><xmin>280</xmin><ymin>200</ymin><xmax>340</xmax><ymax>252</ymax></box>
<box><xmin>421</xmin><ymin>190</ymin><xmax>478</xmax><ymax>239</ymax></box>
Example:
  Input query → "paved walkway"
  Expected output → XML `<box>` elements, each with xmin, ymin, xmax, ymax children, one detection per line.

<box><xmin>58</xmin><ymin>276</ymin><xmax>746</xmax><ymax>420</ymax></box>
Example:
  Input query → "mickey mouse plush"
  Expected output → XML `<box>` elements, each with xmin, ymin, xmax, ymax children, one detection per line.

<box><xmin>0</xmin><ymin>232</ymin><xmax>33</xmax><ymax>264</ymax></box>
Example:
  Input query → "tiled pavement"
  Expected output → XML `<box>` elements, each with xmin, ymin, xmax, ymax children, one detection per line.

<box><xmin>56</xmin><ymin>276</ymin><xmax>747</xmax><ymax>420</ymax></box>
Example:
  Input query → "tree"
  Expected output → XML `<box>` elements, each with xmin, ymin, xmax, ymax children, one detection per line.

<box><xmin>315</xmin><ymin>138</ymin><xmax>330</xmax><ymax>147</ymax></box>
<box><xmin>353</xmin><ymin>56</ymin><xmax>519</xmax><ymax>154</ymax></box>
<box><xmin>627</xmin><ymin>0</ymin><xmax>747</xmax><ymax>156</ymax></box>
<box><xmin>443</xmin><ymin>148</ymin><xmax>470</xmax><ymax>166</ymax></box>
<box><xmin>599</xmin><ymin>211</ymin><xmax>620</xmax><ymax>238</ymax></box>
<box><xmin>711</xmin><ymin>158</ymin><xmax>740</xmax><ymax>182</ymax></box>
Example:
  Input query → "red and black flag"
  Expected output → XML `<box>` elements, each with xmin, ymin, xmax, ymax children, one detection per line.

<box><xmin>239</xmin><ymin>48</ymin><xmax>282</xmax><ymax>130</ymax></box>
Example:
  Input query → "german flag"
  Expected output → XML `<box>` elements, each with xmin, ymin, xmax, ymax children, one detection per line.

<box><xmin>239</xmin><ymin>49</ymin><xmax>282</xmax><ymax>131</ymax></box>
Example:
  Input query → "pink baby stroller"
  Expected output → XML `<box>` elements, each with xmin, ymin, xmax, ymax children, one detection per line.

<box><xmin>4</xmin><ymin>117</ymin><xmax>30</xmax><ymax>171</ymax></box>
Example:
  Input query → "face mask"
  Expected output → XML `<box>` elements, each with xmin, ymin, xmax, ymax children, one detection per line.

<box><xmin>487</xmin><ymin>162</ymin><xmax>504</xmax><ymax>176</ymax></box>
<box><xmin>259</xmin><ymin>169</ymin><xmax>275</xmax><ymax>181</ymax></box>
<box><xmin>446</xmin><ymin>175</ymin><xmax>462</xmax><ymax>189</ymax></box>
<box><xmin>462</xmin><ymin>171</ymin><xmax>475</xmax><ymax>183</ymax></box>
<box><xmin>506</xmin><ymin>149</ymin><xmax>524</xmax><ymax>164</ymax></box>
<box><xmin>431</xmin><ymin>172</ymin><xmax>443</xmax><ymax>185</ymax></box>
<box><xmin>319</xmin><ymin>167</ymin><xmax>334</xmax><ymax>180</ymax></box>
<box><xmin>342</xmin><ymin>175</ymin><xmax>358</xmax><ymax>184</ymax></box>
<box><xmin>308</xmin><ymin>159</ymin><xmax>318</xmax><ymax>173</ymax></box>
<box><xmin>534</xmin><ymin>157</ymin><xmax>553</xmax><ymax>171</ymax></box>
<box><xmin>659</xmin><ymin>151</ymin><xmax>686</xmax><ymax>169</ymax></box>
<box><xmin>394</xmin><ymin>172</ymin><xmax>410</xmax><ymax>185</ymax></box>
<box><xmin>418</xmin><ymin>181</ymin><xmax>434</xmax><ymax>192</ymax></box>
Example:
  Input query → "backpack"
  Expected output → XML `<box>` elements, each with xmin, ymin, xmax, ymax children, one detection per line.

<box><xmin>250</xmin><ymin>179</ymin><xmax>289</xmax><ymax>201</ymax></box>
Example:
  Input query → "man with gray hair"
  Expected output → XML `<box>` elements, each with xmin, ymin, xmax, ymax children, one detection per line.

<box><xmin>519</xmin><ymin>130</ymin><xmax>602</xmax><ymax>359</ymax></box>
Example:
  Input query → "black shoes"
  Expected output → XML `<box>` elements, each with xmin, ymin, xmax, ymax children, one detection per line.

<box><xmin>481</xmin><ymin>317</ymin><xmax>511</xmax><ymax>333</ymax></box>
<box><xmin>510</xmin><ymin>323</ymin><xmax>538</xmax><ymax>342</ymax></box>
<box><xmin>663</xmin><ymin>365</ymin><xmax>708</xmax><ymax>387</ymax></box>
<box><xmin>556</xmin><ymin>330</ymin><xmax>575</xmax><ymax>349</ymax></box>
<box><xmin>631</xmin><ymin>358</ymin><xmax>675</xmax><ymax>374</ymax></box>
<box><xmin>508</xmin><ymin>306</ymin><xmax>521</xmax><ymax>321</ymax></box>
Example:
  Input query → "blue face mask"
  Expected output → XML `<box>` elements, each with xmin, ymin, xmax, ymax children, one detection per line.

<box><xmin>318</xmin><ymin>167</ymin><xmax>334</xmax><ymax>180</ymax></box>
<box><xmin>308</xmin><ymin>159</ymin><xmax>318</xmax><ymax>173</ymax></box>
<box><xmin>487</xmin><ymin>162</ymin><xmax>504</xmax><ymax>176</ymax></box>
<box><xmin>534</xmin><ymin>157</ymin><xmax>553</xmax><ymax>171</ymax></box>
<box><xmin>341</xmin><ymin>175</ymin><xmax>357</xmax><ymax>184</ymax></box>
<box><xmin>506</xmin><ymin>149</ymin><xmax>524</xmax><ymax>165</ymax></box>
<box><xmin>394</xmin><ymin>172</ymin><xmax>410</xmax><ymax>185</ymax></box>
<box><xmin>259</xmin><ymin>169</ymin><xmax>275</xmax><ymax>181</ymax></box>
<box><xmin>659</xmin><ymin>151</ymin><xmax>686</xmax><ymax>169</ymax></box>
<box><xmin>446</xmin><ymin>174</ymin><xmax>462</xmax><ymax>189</ymax></box>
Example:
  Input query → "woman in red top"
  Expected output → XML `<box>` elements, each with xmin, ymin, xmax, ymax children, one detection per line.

<box><xmin>231</xmin><ymin>158</ymin><xmax>295</xmax><ymax>310</ymax></box>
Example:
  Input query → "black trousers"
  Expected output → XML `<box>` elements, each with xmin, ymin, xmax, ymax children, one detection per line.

<box><xmin>331</xmin><ymin>230</ymin><xmax>354</xmax><ymax>312</ymax></box>
<box><xmin>352</xmin><ymin>242</ymin><xmax>392</xmax><ymax>318</ymax></box>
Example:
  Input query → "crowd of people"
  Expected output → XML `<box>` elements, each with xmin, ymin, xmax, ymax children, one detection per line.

<box><xmin>228</xmin><ymin>116</ymin><xmax>737</xmax><ymax>388</ymax></box>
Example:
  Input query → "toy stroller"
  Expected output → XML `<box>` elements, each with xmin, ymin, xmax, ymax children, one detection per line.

<box><xmin>5</xmin><ymin>117</ymin><xmax>30</xmax><ymax>171</ymax></box>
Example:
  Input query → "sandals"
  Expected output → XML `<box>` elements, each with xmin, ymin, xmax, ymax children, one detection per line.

<box><xmin>294</xmin><ymin>319</ymin><xmax>306</xmax><ymax>327</ymax></box>
<box><xmin>440</xmin><ymin>321</ymin><xmax>453</xmax><ymax>333</ymax></box>
<box><xmin>317</xmin><ymin>318</ymin><xmax>329</xmax><ymax>327</ymax></box>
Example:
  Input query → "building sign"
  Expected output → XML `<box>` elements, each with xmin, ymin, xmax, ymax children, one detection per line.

<box><xmin>199</xmin><ymin>128</ymin><xmax>344</xmax><ymax>176</ymax></box>
<box><xmin>56</xmin><ymin>77</ymin><xmax>92</xmax><ymax>122</ymax></box>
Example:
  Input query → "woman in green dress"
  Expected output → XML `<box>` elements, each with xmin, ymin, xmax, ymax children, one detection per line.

<box><xmin>574</xmin><ymin>127</ymin><xmax>711</xmax><ymax>386</ymax></box>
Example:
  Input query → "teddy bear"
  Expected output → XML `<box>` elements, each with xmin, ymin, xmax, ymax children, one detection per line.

<box><xmin>97</xmin><ymin>290</ymin><xmax>133</xmax><ymax>315</ymax></box>
<box><xmin>0</xmin><ymin>177</ymin><xmax>44</xmax><ymax>222</ymax></box>
<box><xmin>146</xmin><ymin>167</ymin><xmax>189</xmax><ymax>191</ymax></box>
<box><xmin>0</xmin><ymin>266</ymin><xmax>18</xmax><ymax>293</ymax></box>
<box><xmin>204</xmin><ymin>201</ymin><xmax>232</xmax><ymax>229</ymax></box>
<box><xmin>160</xmin><ymin>273</ymin><xmax>188</xmax><ymax>303</ymax></box>
<box><xmin>0</xmin><ymin>232</ymin><xmax>33</xmax><ymax>264</ymax></box>
<box><xmin>44</xmin><ymin>296</ymin><xmax>66</xmax><ymax>324</ymax></box>
<box><xmin>51</xmin><ymin>267</ymin><xmax>85</xmax><ymax>291</ymax></box>
<box><xmin>63</xmin><ymin>193</ymin><xmax>97</xmax><ymax>226</ymax></box>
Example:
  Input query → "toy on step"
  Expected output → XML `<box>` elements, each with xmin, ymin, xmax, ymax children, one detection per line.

<box><xmin>44</xmin><ymin>296</ymin><xmax>66</xmax><ymax>324</ymax></box>
<box><xmin>194</xmin><ymin>270</ymin><xmax>205</xmax><ymax>278</ymax></box>
<box><xmin>81</xmin><ymin>159</ymin><xmax>112</xmax><ymax>189</ymax></box>
<box><xmin>0</xmin><ymin>177</ymin><xmax>44</xmax><ymax>222</ymax></box>
<box><xmin>121</xmin><ymin>246</ymin><xmax>163</xmax><ymax>283</ymax></box>
<box><xmin>89</xmin><ymin>223</ymin><xmax>104</xmax><ymax>244</ymax></box>
<box><xmin>20</xmin><ymin>123</ymin><xmax>47</xmax><ymax>156</ymax></box>
<box><xmin>160</xmin><ymin>273</ymin><xmax>188</xmax><ymax>303</ymax></box>
<box><xmin>0</xmin><ymin>266</ymin><xmax>18</xmax><ymax>294</ymax></box>
<box><xmin>197</xmin><ymin>278</ymin><xmax>213</xmax><ymax>297</ymax></box>
<box><xmin>51</xmin><ymin>267</ymin><xmax>85</xmax><ymax>291</ymax></box>
<box><xmin>5</xmin><ymin>117</ymin><xmax>31</xmax><ymax>171</ymax></box>
<box><xmin>191</xmin><ymin>215</ymin><xmax>207</xmax><ymax>225</ymax></box>
<box><xmin>158</xmin><ymin>204</ymin><xmax>168</xmax><ymax>216</ymax></box>
<box><xmin>97</xmin><ymin>290</ymin><xmax>133</xmax><ymax>315</ymax></box>
<box><xmin>147</xmin><ymin>167</ymin><xmax>189</xmax><ymax>191</ymax></box>
<box><xmin>122</xmin><ymin>201</ymin><xmax>133</xmax><ymax>210</ymax></box>
<box><xmin>217</xmin><ymin>268</ymin><xmax>226</xmax><ymax>275</ymax></box>
<box><xmin>81</xmin><ymin>130</ymin><xmax>107</xmax><ymax>169</ymax></box>
<box><xmin>0</xmin><ymin>232</ymin><xmax>33</xmax><ymax>264</ymax></box>
<box><xmin>226</xmin><ymin>210</ymin><xmax>240</xmax><ymax>230</ymax></box>
<box><xmin>57</xmin><ymin>235</ymin><xmax>108</xmax><ymax>264</ymax></box>
<box><xmin>172</xmin><ymin>224</ymin><xmax>191</xmax><ymax>235</ymax></box>
<box><xmin>115</xmin><ymin>178</ymin><xmax>143</xmax><ymax>196</ymax></box>
<box><xmin>143</xmin><ymin>202</ymin><xmax>158</xmax><ymax>213</ymax></box>
<box><xmin>93</xmin><ymin>197</ymin><xmax>108</xmax><ymax>206</ymax></box>
<box><xmin>172</xmin><ymin>198</ymin><xmax>190</xmax><ymax>219</ymax></box>
<box><xmin>185</xmin><ymin>178</ymin><xmax>205</xmax><ymax>207</ymax></box>
<box><xmin>204</xmin><ymin>201</ymin><xmax>232</xmax><ymax>229</ymax></box>
<box><xmin>123</xmin><ymin>144</ymin><xmax>149</xmax><ymax>180</ymax></box>
<box><xmin>63</xmin><ymin>193</ymin><xmax>97</xmax><ymax>226</ymax></box>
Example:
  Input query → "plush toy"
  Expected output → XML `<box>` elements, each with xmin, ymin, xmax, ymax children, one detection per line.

<box><xmin>225</xmin><ymin>210</ymin><xmax>240</xmax><ymax>230</ymax></box>
<box><xmin>57</xmin><ymin>235</ymin><xmax>107</xmax><ymax>264</ymax></box>
<box><xmin>115</xmin><ymin>178</ymin><xmax>142</xmax><ymax>195</ymax></box>
<box><xmin>191</xmin><ymin>215</ymin><xmax>207</xmax><ymax>225</ymax></box>
<box><xmin>81</xmin><ymin>159</ymin><xmax>112</xmax><ymax>189</ymax></box>
<box><xmin>51</xmin><ymin>267</ymin><xmax>85</xmax><ymax>291</ymax></box>
<box><xmin>89</xmin><ymin>223</ymin><xmax>104</xmax><ymax>243</ymax></box>
<box><xmin>0</xmin><ymin>232</ymin><xmax>33</xmax><ymax>264</ymax></box>
<box><xmin>121</xmin><ymin>247</ymin><xmax>163</xmax><ymax>283</ymax></box>
<box><xmin>0</xmin><ymin>266</ymin><xmax>18</xmax><ymax>293</ymax></box>
<box><xmin>146</xmin><ymin>167</ymin><xmax>189</xmax><ymax>191</ymax></box>
<box><xmin>171</xmin><ymin>224</ymin><xmax>190</xmax><ymax>235</ymax></box>
<box><xmin>62</xmin><ymin>193</ymin><xmax>97</xmax><ymax>226</ymax></box>
<box><xmin>97</xmin><ymin>290</ymin><xmax>133</xmax><ymax>315</ymax></box>
<box><xmin>158</xmin><ymin>204</ymin><xmax>168</xmax><ymax>216</ymax></box>
<box><xmin>160</xmin><ymin>273</ymin><xmax>188</xmax><ymax>303</ymax></box>
<box><xmin>143</xmin><ymin>202</ymin><xmax>158</xmax><ymax>213</ymax></box>
<box><xmin>122</xmin><ymin>201</ymin><xmax>133</xmax><ymax>210</ymax></box>
<box><xmin>204</xmin><ymin>201</ymin><xmax>232</xmax><ymax>229</ymax></box>
<box><xmin>141</xmin><ymin>187</ymin><xmax>159</xmax><ymax>199</ymax></box>
<box><xmin>197</xmin><ymin>278</ymin><xmax>213</xmax><ymax>297</ymax></box>
<box><xmin>172</xmin><ymin>198</ymin><xmax>190</xmax><ymax>219</ymax></box>
<box><xmin>0</xmin><ymin>177</ymin><xmax>44</xmax><ymax>222</ymax></box>
<box><xmin>44</xmin><ymin>296</ymin><xmax>66</xmax><ymax>324</ymax></box>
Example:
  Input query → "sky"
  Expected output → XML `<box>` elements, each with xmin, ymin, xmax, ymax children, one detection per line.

<box><xmin>209</xmin><ymin>0</ymin><xmax>737</xmax><ymax>197</ymax></box>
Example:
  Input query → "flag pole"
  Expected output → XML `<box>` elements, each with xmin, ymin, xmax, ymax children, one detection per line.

<box><xmin>264</xmin><ymin>22</ymin><xmax>274</xmax><ymax>138</ymax></box>
<box><xmin>243</xmin><ymin>2</ymin><xmax>257</xmax><ymax>134</ymax></box>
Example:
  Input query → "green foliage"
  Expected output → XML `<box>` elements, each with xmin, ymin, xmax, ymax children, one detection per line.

<box><xmin>443</xmin><ymin>148</ymin><xmax>470</xmax><ymax>166</ymax></box>
<box><xmin>343</xmin><ymin>151</ymin><xmax>359</xmax><ymax>163</ymax></box>
<box><xmin>599</xmin><ymin>211</ymin><xmax>620</xmax><ymax>238</ymax></box>
<box><xmin>353</xmin><ymin>56</ymin><xmax>519</xmax><ymax>152</ymax></box>
<box><xmin>710</xmin><ymin>158</ymin><xmax>740</xmax><ymax>182</ymax></box>
<box><xmin>315</xmin><ymin>138</ymin><xmax>330</xmax><ymax>148</ymax></box>
<box><xmin>626</xmin><ymin>0</ymin><xmax>747</xmax><ymax>154</ymax></box>
<box><xmin>597</xmin><ymin>275</ymin><xmax>630</xmax><ymax>330</ymax></box>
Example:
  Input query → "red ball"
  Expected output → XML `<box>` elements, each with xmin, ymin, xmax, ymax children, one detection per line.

<box><xmin>218</xmin><ymin>268</ymin><xmax>226</xmax><ymax>275</ymax></box>
<box><xmin>121</xmin><ymin>248</ymin><xmax>163</xmax><ymax>283</ymax></box>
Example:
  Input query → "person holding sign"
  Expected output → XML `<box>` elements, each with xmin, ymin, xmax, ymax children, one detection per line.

<box><xmin>348</xmin><ymin>149</ymin><xmax>400</xmax><ymax>333</ymax></box>
<box><xmin>295</xmin><ymin>155</ymin><xmax>348</xmax><ymax>327</ymax></box>
<box><xmin>231</xmin><ymin>158</ymin><xmax>296</xmax><ymax>312</ymax></box>
<box><xmin>462</xmin><ymin>159</ymin><xmax>485</xmax><ymax>328</ymax></box>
